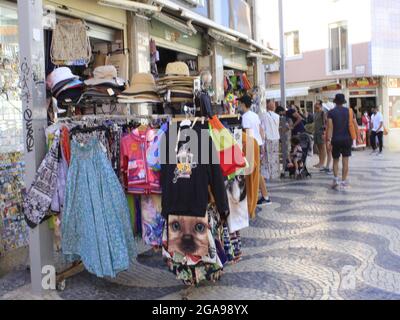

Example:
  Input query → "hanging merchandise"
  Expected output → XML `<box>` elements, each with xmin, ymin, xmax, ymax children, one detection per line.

<box><xmin>150</xmin><ymin>38</ymin><xmax>159</xmax><ymax>78</ymax></box>
<box><xmin>224</xmin><ymin>92</ymin><xmax>237</xmax><ymax>115</ymax></box>
<box><xmin>51</xmin><ymin>19</ymin><xmax>92</xmax><ymax>66</ymax></box>
<box><xmin>225</xmin><ymin>176</ymin><xmax>249</xmax><ymax>233</ymax></box>
<box><xmin>105</xmin><ymin>52</ymin><xmax>129</xmax><ymax>82</ymax></box>
<box><xmin>120</xmin><ymin>126</ymin><xmax>162</xmax><ymax>195</ymax></box>
<box><xmin>162</xmin><ymin>204</ymin><xmax>224</xmax><ymax>285</ymax></box>
<box><xmin>242</xmin><ymin>133</ymin><xmax>260</xmax><ymax>219</ymax></box>
<box><xmin>23</xmin><ymin>133</ymin><xmax>60</xmax><ymax>228</ymax></box>
<box><xmin>208</xmin><ymin>116</ymin><xmax>247</xmax><ymax>177</ymax></box>
<box><xmin>141</xmin><ymin>195</ymin><xmax>165</xmax><ymax>247</ymax></box>
<box><xmin>161</xmin><ymin>121</ymin><xmax>229</xmax><ymax>219</ymax></box>
<box><xmin>118</xmin><ymin>73</ymin><xmax>160</xmax><ymax>104</ymax></box>
<box><xmin>62</xmin><ymin>137</ymin><xmax>137</xmax><ymax>278</ymax></box>
<box><xmin>0</xmin><ymin>152</ymin><xmax>28</xmax><ymax>253</ymax></box>
<box><xmin>241</xmin><ymin>73</ymin><xmax>253</xmax><ymax>91</ymax></box>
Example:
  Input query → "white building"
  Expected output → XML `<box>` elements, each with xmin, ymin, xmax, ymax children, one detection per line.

<box><xmin>262</xmin><ymin>0</ymin><xmax>400</xmax><ymax>150</ymax></box>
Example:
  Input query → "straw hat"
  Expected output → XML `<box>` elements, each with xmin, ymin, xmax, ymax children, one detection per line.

<box><xmin>165</xmin><ymin>62</ymin><xmax>190</xmax><ymax>77</ymax></box>
<box><xmin>123</xmin><ymin>73</ymin><xmax>157</xmax><ymax>94</ymax></box>
<box><xmin>84</xmin><ymin>65</ymin><xmax>125</xmax><ymax>87</ymax></box>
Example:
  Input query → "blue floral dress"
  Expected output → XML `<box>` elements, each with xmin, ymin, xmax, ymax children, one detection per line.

<box><xmin>62</xmin><ymin>138</ymin><xmax>136</xmax><ymax>278</ymax></box>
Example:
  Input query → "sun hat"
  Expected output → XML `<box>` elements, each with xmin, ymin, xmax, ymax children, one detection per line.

<box><xmin>84</xmin><ymin>65</ymin><xmax>125</xmax><ymax>87</ymax></box>
<box><xmin>122</xmin><ymin>73</ymin><xmax>157</xmax><ymax>95</ymax></box>
<box><xmin>46</xmin><ymin>67</ymin><xmax>78</xmax><ymax>90</ymax></box>
<box><xmin>165</xmin><ymin>62</ymin><xmax>190</xmax><ymax>77</ymax></box>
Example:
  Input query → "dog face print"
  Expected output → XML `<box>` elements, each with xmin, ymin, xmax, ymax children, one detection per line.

<box><xmin>168</xmin><ymin>215</ymin><xmax>209</xmax><ymax>257</ymax></box>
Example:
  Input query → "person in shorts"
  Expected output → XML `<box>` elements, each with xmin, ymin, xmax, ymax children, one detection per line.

<box><xmin>326</xmin><ymin>94</ymin><xmax>358</xmax><ymax>190</ymax></box>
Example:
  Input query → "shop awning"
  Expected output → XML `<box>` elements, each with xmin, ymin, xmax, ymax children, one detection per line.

<box><xmin>151</xmin><ymin>0</ymin><xmax>280</xmax><ymax>59</ymax></box>
<box><xmin>266</xmin><ymin>86</ymin><xmax>310</xmax><ymax>100</ymax></box>
<box><xmin>308</xmin><ymin>80</ymin><xmax>339</xmax><ymax>90</ymax></box>
<box><xmin>152</xmin><ymin>12</ymin><xmax>197</xmax><ymax>35</ymax></box>
<box><xmin>98</xmin><ymin>0</ymin><xmax>161</xmax><ymax>13</ymax></box>
<box><xmin>208</xmin><ymin>29</ymin><xmax>255</xmax><ymax>52</ymax></box>
<box><xmin>247</xmin><ymin>52</ymin><xmax>279</xmax><ymax>64</ymax></box>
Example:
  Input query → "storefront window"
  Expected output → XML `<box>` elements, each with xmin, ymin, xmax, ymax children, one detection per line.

<box><xmin>0</xmin><ymin>2</ymin><xmax>28</xmax><ymax>255</ymax></box>
<box><xmin>213</xmin><ymin>0</ymin><xmax>252</xmax><ymax>37</ymax></box>
<box><xmin>389</xmin><ymin>96</ymin><xmax>400</xmax><ymax>129</ymax></box>
<box><xmin>169</xmin><ymin>0</ymin><xmax>209</xmax><ymax>17</ymax></box>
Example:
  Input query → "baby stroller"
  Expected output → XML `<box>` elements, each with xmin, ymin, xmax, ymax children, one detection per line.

<box><xmin>285</xmin><ymin>133</ymin><xmax>313</xmax><ymax>180</ymax></box>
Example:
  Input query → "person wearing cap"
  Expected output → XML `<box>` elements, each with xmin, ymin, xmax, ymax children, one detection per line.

<box><xmin>239</xmin><ymin>94</ymin><xmax>272</xmax><ymax>206</ymax></box>
<box><xmin>326</xmin><ymin>94</ymin><xmax>358</xmax><ymax>190</ymax></box>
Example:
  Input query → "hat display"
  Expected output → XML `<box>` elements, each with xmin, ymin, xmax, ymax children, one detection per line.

<box><xmin>84</xmin><ymin>65</ymin><xmax>125</xmax><ymax>87</ymax></box>
<box><xmin>118</xmin><ymin>73</ymin><xmax>160</xmax><ymax>104</ymax></box>
<box><xmin>165</xmin><ymin>62</ymin><xmax>190</xmax><ymax>77</ymax></box>
<box><xmin>47</xmin><ymin>67</ymin><xmax>79</xmax><ymax>91</ymax></box>
<box><xmin>156</xmin><ymin>61</ymin><xmax>197</xmax><ymax>104</ymax></box>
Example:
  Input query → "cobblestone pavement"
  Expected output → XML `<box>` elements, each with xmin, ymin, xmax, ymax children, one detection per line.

<box><xmin>1</xmin><ymin>150</ymin><xmax>400</xmax><ymax>300</ymax></box>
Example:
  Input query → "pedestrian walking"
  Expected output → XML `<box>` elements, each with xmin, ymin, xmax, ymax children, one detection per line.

<box><xmin>239</xmin><ymin>95</ymin><xmax>272</xmax><ymax>206</ymax></box>
<box><xmin>260</xmin><ymin>101</ymin><xmax>281</xmax><ymax>180</ymax></box>
<box><xmin>370</xmin><ymin>106</ymin><xmax>384</xmax><ymax>156</ymax></box>
<box><xmin>326</xmin><ymin>94</ymin><xmax>359</xmax><ymax>190</ymax></box>
<box><xmin>313</xmin><ymin>100</ymin><xmax>326</xmax><ymax>169</ymax></box>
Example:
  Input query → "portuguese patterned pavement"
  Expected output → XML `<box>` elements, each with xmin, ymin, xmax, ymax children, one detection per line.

<box><xmin>1</xmin><ymin>151</ymin><xmax>400</xmax><ymax>300</ymax></box>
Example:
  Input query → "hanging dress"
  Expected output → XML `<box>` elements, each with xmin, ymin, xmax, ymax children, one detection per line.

<box><xmin>62</xmin><ymin>138</ymin><xmax>136</xmax><ymax>278</ymax></box>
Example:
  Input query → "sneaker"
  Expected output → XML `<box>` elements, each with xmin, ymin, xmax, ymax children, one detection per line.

<box><xmin>331</xmin><ymin>178</ymin><xmax>340</xmax><ymax>190</ymax></box>
<box><xmin>257</xmin><ymin>197</ymin><xmax>272</xmax><ymax>207</ymax></box>
<box><xmin>320</xmin><ymin>167</ymin><xmax>328</xmax><ymax>172</ymax></box>
<box><xmin>370</xmin><ymin>150</ymin><xmax>377</xmax><ymax>155</ymax></box>
<box><xmin>340</xmin><ymin>180</ymin><xmax>350</xmax><ymax>190</ymax></box>
<box><xmin>377</xmin><ymin>152</ymin><xmax>383</xmax><ymax>157</ymax></box>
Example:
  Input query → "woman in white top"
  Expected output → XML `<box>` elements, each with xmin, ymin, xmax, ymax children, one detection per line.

<box><xmin>260</xmin><ymin>101</ymin><xmax>281</xmax><ymax>180</ymax></box>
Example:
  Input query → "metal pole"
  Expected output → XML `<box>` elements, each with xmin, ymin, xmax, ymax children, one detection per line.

<box><xmin>278</xmin><ymin>0</ymin><xmax>286</xmax><ymax>108</ymax></box>
<box><xmin>17</xmin><ymin>0</ymin><xmax>54</xmax><ymax>295</ymax></box>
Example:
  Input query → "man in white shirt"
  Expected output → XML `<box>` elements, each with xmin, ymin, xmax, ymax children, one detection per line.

<box><xmin>260</xmin><ymin>101</ymin><xmax>281</xmax><ymax>180</ymax></box>
<box><xmin>370</xmin><ymin>106</ymin><xmax>384</xmax><ymax>156</ymax></box>
<box><xmin>240</xmin><ymin>95</ymin><xmax>272</xmax><ymax>206</ymax></box>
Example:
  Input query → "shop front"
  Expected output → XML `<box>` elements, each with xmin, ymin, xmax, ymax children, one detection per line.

<box><xmin>347</xmin><ymin>77</ymin><xmax>380</xmax><ymax>123</ymax></box>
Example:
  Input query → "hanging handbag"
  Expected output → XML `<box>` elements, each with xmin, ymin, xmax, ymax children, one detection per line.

<box><xmin>51</xmin><ymin>19</ymin><xmax>92</xmax><ymax>65</ymax></box>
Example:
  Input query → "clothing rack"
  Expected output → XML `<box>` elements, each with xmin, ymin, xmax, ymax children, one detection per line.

<box><xmin>52</xmin><ymin>112</ymin><xmax>241</xmax><ymax>290</ymax></box>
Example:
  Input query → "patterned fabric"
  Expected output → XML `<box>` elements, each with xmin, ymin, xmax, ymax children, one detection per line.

<box><xmin>162</xmin><ymin>206</ymin><xmax>224</xmax><ymax>286</ymax></box>
<box><xmin>141</xmin><ymin>195</ymin><xmax>164</xmax><ymax>247</ymax></box>
<box><xmin>0</xmin><ymin>152</ymin><xmax>28</xmax><ymax>253</ymax></box>
<box><xmin>62</xmin><ymin>138</ymin><xmax>136</xmax><ymax>278</ymax></box>
<box><xmin>120</xmin><ymin>128</ymin><xmax>161</xmax><ymax>194</ymax></box>
<box><xmin>261</xmin><ymin>139</ymin><xmax>281</xmax><ymax>180</ymax></box>
<box><xmin>23</xmin><ymin>133</ymin><xmax>60</xmax><ymax>228</ymax></box>
<box><xmin>225</xmin><ymin>176</ymin><xmax>249</xmax><ymax>233</ymax></box>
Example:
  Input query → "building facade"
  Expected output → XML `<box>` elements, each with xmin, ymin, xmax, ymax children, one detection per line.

<box><xmin>262</xmin><ymin>0</ymin><xmax>400</xmax><ymax>150</ymax></box>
